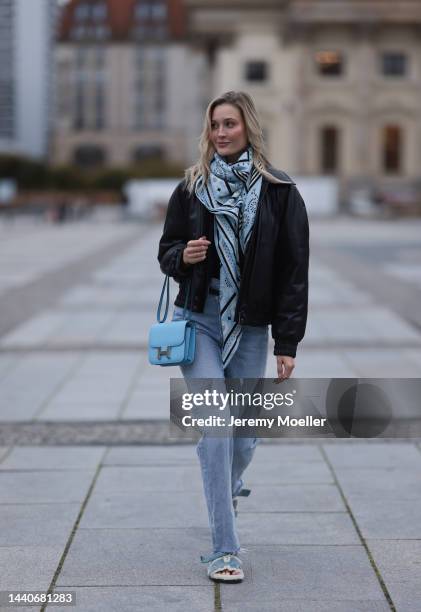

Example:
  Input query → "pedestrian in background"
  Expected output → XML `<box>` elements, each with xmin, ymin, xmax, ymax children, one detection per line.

<box><xmin>158</xmin><ymin>90</ymin><xmax>309</xmax><ymax>582</ymax></box>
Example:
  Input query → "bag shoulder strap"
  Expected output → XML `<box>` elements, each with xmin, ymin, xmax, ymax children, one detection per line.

<box><xmin>156</xmin><ymin>275</ymin><xmax>192</xmax><ymax>323</ymax></box>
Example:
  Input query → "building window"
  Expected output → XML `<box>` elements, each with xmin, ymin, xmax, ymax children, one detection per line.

<box><xmin>92</xmin><ymin>2</ymin><xmax>107</xmax><ymax>20</ymax></box>
<box><xmin>151</xmin><ymin>3</ymin><xmax>167</xmax><ymax>18</ymax></box>
<box><xmin>133</xmin><ymin>144</ymin><xmax>164</xmax><ymax>161</ymax></box>
<box><xmin>74</xmin><ymin>82</ymin><xmax>85</xmax><ymax>130</ymax></box>
<box><xmin>135</xmin><ymin>0</ymin><xmax>167</xmax><ymax>19</ymax></box>
<box><xmin>134</xmin><ymin>45</ymin><xmax>166</xmax><ymax>129</ymax></box>
<box><xmin>75</xmin><ymin>2</ymin><xmax>107</xmax><ymax>21</ymax></box>
<box><xmin>95</xmin><ymin>25</ymin><xmax>110</xmax><ymax>39</ymax></box>
<box><xmin>75</xmin><ymin>3</ymin><xmax>89</xmax><ymax>20</ymax></box>
<box><xmin>73</xmin><ymin>145</ymin><xmax>106</xmax><ymax>167</ymax></box>
<box><xmin>245</xmin><ymin>61</ymin><xmax>268</xmax><ymax>82</ymax></box>
<box><xmin>315</xmin><ymin>51</ymin><xmax>343</xmax><ymax>76</ymax></box>
<box><xmin>382</xmin><ymin>52</ymin><xmax>407</xmax><ymax>77</ymax></box>
<box><xmin>73</xmin><ymin>47</ymin><xmax>107</xmax><ymax>131</ymax></box>
<box><xmin>383</xmin><ymin>125</ymin><xmax>402</xmax><ymax>173</ymax></box>
<box><xmin>72</xmin><ymin>25</ymin><xmax>87</xmax><ymax>39</ymax></box>
<box><xmin>133</xmin><ymin>0</ymin><xmax>168</xmax><ymax>39</ymax></box>
<box><xmin>75</xmin><ymin>2</ymin><xmax>89</xmax><ymax>21</ymax></box>
<box><xmin>56</xmin><ymin>59</ymin><xmax>72</xmax><ymax>120</ymax></box>
<box><xmin>320</xmin><ymin>126</ymin><xmax>339</xmax><ymax>173</ymax></box>
<box><xmin>135</xmin><ymin>3</ymin><xmax>150</xmax><ymax>18</ymax></box>
<box><xmin>95</xmin><ymin>82</ymin><xmax>105</xmax><ymax>130</ymax></box>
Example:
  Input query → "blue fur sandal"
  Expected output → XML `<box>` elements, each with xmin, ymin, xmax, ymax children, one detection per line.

<box><xmin>201</xmin><ymin>552</ymin><xmax>244</xmax><ymax>582</ymax></box>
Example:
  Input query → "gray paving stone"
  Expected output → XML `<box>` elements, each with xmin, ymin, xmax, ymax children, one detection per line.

<box><xmin>349</xmin><ymin>499</ymin><xmax>421</xmax><ymax>539</ymax></box>
<box><xmin>252</xmin><ymin>443</ymin><xmax>324</xmax><ymax>463</ymax></box>
<box><xmin>0</xmin><ymin>391</ymin><xmax>52</xmax><ymax>421</ymax></box>
<box><xmin>80</xmin><ymin>491</ymin><xmax>209</xmax><ymax>529</ymax></box>
<box><xmin>363</xmin><ymin>309</ymin><xmax>421</xmax><ymax>341</ymax></box>
<box><xmin>0</xmin><ymin>546</ymin><xmax>62</xmax><ymax>591</ymax></box>
<box><xmin>324</xmin><ymin>442</ymin><xmax>421</xmax><ymax>469</ymax></box>
<box><xmin>246</xmin><ymin>461</ymin><xmax>333</xmax><ymax>485</ymax></box>
<box><xmin>367</xmin><ymin>540</ymin><xmax>421</xmax><ymax>612</ymax></box>
<box><xmin>46</xmin><ymin>312</ymin><xmax>114</xmax><ymax>344</ymax></box>
<box><xmin>310</xmin><ymin>282</ymin><xmax>372</xmax><ymax>307</ymax></box>
<box><xmin>0</xmin><ymin>446</ymin><xmax>10</xmax><ymax>462</ymax></box>
<box><xmin>1</xmin><ymin>379</ymin><xmax>65</xmax><ymax>399</ymax></box>
<box><xmin>404</xmin><ymin>349</ymin><xmax>421</xmax><ymax>369</ymax></box>
<box><xmin>225</xmin><ymin>600</ymin><xmax>390</xmax><ymax>612</ymax></box>
<box><xmin>92</xmin><ymin>466</ymin><xmax>203</xmax><ymax>496</ymax></box>
<box><xmin>238</xmin><ymin>512</ymin><xmax>359</xmax><ymax>545</ymax></box>
<box><xmin>0</xmin><ymin>404</ymin><xmax>47</xmax><ymax>423</ymax></box>
<box><xmin>290</xmin><ymin>352</ymin><xmax>358</xmax><ymax>378</ymax></box>
<box><xmin>244</xmin><ymin>484</ymin><xmax>346</xmax><ymax>513</ymax></box>
<box><xmin>0</xmin><ymin>353</ymin><xmax>80</xmax><ymax>382</ymax></box>
<box><xmin>0</xmin><ymin>446</ymin><xmax>105</xmax><ymax>470</ymax></box>
<box><xmin>38</xmin><ymin>401</ymin><xmax>122</xmax><ymax>421</ymax></box>
<box><xmin>135</xmin><ymin>363</ymin><xmax>177</xmax><ymax>388</ymax></box>
<box><xmin>0</xmin><ymin>354</ymin><xmax>20</xmax><ymax>380</ymax></box>
<box><xmin>103</xmin><ymin>444</ymin><xmax>323</xmax><ymax>466</ymax></box>
<box><xmin>219</xmin><ymin>545</ymin><xmax>386</xmax><ymax>604</ymax></box>
<box><xmin>0</xmin><ymin>313</ymin><xmax>68</xmax><ymax>347</ymax></box>
<box><xmin>59</xmin><ymin>284</ymin><xmax>140</xmax><ymax>307</ymax></box>
<box><xmin>47</xmin><ymin>586</ymin><xmax>215</xmax><ymax>612</ymax></box>
<box><xmin>332</xmin><ymin>468</ymin><xmax>421</xmax><ymax>501</ymax></box>
<box><xmin>0</xmin><ymin>503</ymin><xmax>79</xmax><ymax>546</ymax></box>
<box><xmin>76</xmin><ymin>352</ymin><xmax>142</xmax><ymax>376</ymax></box>
<box><xmin>99</xmin><ymin>313</ymin><xmax>149</xmax><ymax>345</ymax></box>
<box><xmin>0</xmin><ymin>602</ymin><xmax>42</xmax><ymax>612</ymax></box>
<box><xmin>0</xmin><ymin>470</ymin><xmax>95</xmax><ymax>503</ymax></box>
<box><xmin>123</xmin><ymin>389</ymin><xmax>169</xmax><ymax>420</ymax></box>
<box><xmin>0</xmin><ymin>354</ymin><xmax>82</xmax><ymax>420</ymax></box>
<box><xmin>67</xmin><ymin>370</ymin><xmax>135</xmax><ymax>388</ymax></box>
<box><xmin>56</xmin><ymin>528</ymin><xmax>211</xmax><ymax>586</ymax></box>
<box><xmin>103</xmin><ymin>445</ymin><xmax>197</xmax><ymax>466</ymax></box>
<box><xmin>311</xmin><ymin>308</ymin><xmax>421</xmax><ymax>345</ymax></box>
<box><xmin>341</xmin><ymin>349</ymin><xmax>421</xmax><ymax>377</ymax></box>
<box><xmin>51</xmin><ymin>378</ymin><xmax>131</xmax><ymax>404</ymax></box>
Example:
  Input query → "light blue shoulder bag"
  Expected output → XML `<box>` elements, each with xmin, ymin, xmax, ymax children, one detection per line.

<box><xmin>148</xmin><ymin>275</ymin><xmax>196</xmax><ymax>366</ymax></box>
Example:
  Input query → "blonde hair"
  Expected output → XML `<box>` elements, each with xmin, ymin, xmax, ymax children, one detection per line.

<box><xmin>184</xmin><ymin>90</ymin><xmax>286</xmax><ymax>194</ymax></box>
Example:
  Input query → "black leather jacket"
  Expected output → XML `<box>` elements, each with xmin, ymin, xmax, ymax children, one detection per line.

<box><xmin>157</xmin><ymin>167</ymin><xmax>309</xmax><ymax>358</ymax></box>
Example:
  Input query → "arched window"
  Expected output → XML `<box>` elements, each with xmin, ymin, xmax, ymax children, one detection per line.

<box><xmin>383</xmin><ymin>125</ymin><xmax>402</xmax><ymax>173</ymax></box>
<box><xmin>73</xmin><ymin>145</ymin><xmax>106</xmax><ymax>167</ymax></box>
<box><xmin>320</xmin><ymin>125</ymin><xmax>339</xmax><ymax>174</ymax></box>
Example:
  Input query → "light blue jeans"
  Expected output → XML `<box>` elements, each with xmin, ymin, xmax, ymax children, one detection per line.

<box><xmin>172</xmin><ymin>277</ymin><xmax>268</xmax><ymax>558</ymax></box>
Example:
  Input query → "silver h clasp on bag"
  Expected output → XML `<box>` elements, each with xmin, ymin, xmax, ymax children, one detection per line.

<box><xmin>157</xmin><ymin>346</ymin><xmax>171</xmax><ymax>359</ymax></box>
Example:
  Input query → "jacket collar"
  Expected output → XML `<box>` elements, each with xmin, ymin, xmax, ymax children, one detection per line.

<box><xmin>266</xmin><ymin>165</ymin><xmax>296</xmax><ymax>185</ymax></box>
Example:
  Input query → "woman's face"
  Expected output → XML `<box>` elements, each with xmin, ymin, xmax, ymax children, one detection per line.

<box><xmin>210</xmin><ymin>103</ymin><xmax>248</xmax><ymax>161</ymax></box>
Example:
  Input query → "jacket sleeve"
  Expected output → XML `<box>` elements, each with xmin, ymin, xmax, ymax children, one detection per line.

<box><xmin>157</xmin><ymin>180</ymin><xmax>193</xmax><ymax>282</ymax></box>
<box><xmin>272</xmin><ymin>184</ymin><xmax>309</xmax><ymax>358</ymax></box>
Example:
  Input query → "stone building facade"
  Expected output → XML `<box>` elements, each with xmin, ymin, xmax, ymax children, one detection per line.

<box><xmin>185</xmin><ymin>0</ymin><xmax>421</xmax><ymax>195</ymax></box>
<box><xmin>53</xmin><ymin>0</ymin><xmax>207</xmax><ymax>167</ymax></box>
<box><xmin>54</xmin><ymin>0</ymin><xmax>421</xmax><ymax>198</ymax></box>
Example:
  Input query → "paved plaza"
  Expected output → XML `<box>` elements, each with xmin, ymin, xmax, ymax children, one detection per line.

<box><xmin>0</xmin><ymin>211</ymin><xmax>420</xmax><ymax>611</ymax></box>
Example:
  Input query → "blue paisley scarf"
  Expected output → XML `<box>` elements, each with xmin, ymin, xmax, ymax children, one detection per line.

<box><xmin>195</xmin><ymin>146</ymin><xmax>262</xmax><ymax>368</ymax></box>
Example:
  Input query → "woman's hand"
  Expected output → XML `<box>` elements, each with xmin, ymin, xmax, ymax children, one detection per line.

<box><xmin>276</xmin><ymin>355</ymin><xmax>295</xmax><ymax>381</ymax></box>
<box><xmin>183</xmin><ymin>235</ymin><xmax>211</xmax><ymax>265</ymax></box>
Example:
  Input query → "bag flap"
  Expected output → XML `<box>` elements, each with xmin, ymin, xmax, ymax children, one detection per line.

<box><xmin>149</xmin><ymin>320</ymin><xmax>189</xmax><ymax>349</ymax></box>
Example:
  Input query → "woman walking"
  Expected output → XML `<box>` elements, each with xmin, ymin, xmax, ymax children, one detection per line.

<box><xmin>158</xmin><ymin>91</ymin><xmax>309</xmax><ymax>582</ymax></box>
